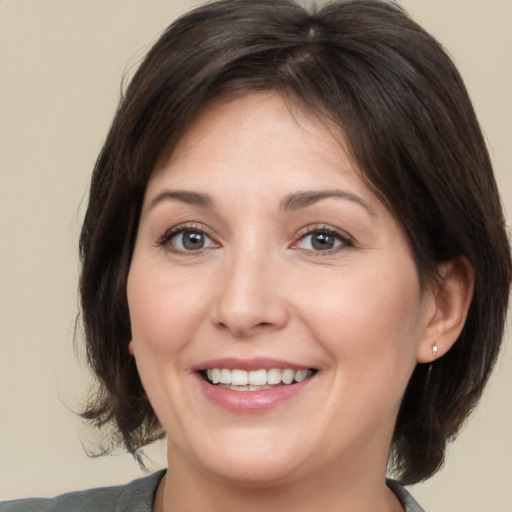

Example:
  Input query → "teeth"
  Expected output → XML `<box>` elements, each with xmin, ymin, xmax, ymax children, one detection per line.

<box><xmin>267</xmin><ymin>368</ymin><xmax>282</xmax><ymax>385</ymax></box>
<box><xmin>231</xmin><ymin>369</ymin><xmax>248</xmax><ymax>386</ymax></box>
<box><xmin>248</xmin><ymin>369</ymin><xmax>267</xmax><ymax>385</ymax></box>
<box><xmin>225</xmin><ymin>384</ymin><xmax>274</xmax><ymax>392</ymax></box>
<box><xmin>205</xmin><ymin>368</ymin><xmax>313</xmax><ymax>387</ymax></box>
<box><xmin>220</xmin><ymin>368</ymin><xmax>231</xmax><ymax>384</ymax></box>
<box><xmin>281</xmin><ymin>369</ymin><xmax>294</xmax><ymax>384</ymax></box>
<box><xmin>209</xmin><ymin>368</ymin><xmax>220</xmax><ymax>384</ymax></box>
<box><xmin>294</xmin><ymin>369</ymin><xmax>309</xmax><ymax>382</ymax></box>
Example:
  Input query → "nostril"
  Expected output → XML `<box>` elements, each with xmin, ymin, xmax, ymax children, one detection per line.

<box><xmin>211</xmin><ymin>286</ymin><xmax>290</xmax><ymax>337</ymax></box>
<box><xmin>214</xmin><ymin>318</ymin><xmax>279</xmax><ymax>337</ymax></box>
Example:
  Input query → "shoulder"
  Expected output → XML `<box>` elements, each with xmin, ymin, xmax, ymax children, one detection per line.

<box><xmin>387</xmin><ymin>479</ymin><xmax>425</xmax><ymax>512</ymax></box>
<box><xmin>1</xmin><ymin>470</ymin><xmax>166</xmax><ymax>512</ymax></box>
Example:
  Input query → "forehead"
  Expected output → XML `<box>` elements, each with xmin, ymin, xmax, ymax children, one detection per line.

<box><xmin>142</xmin><ymin>91</ymin><xmax>392</xmax><ymax>232</ymax></box>
<box><xmin>151</xmin><ymin>91</ymin><xmax>356</xmax><ymax>186</ymax></box>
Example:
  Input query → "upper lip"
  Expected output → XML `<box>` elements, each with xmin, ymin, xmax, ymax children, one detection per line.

<box><xmin>192</xmin><ymin>357</ymin><xmax>313</xmax><ymax>372</ymax></box>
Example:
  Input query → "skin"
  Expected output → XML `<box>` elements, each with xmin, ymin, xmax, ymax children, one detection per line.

<box><xmin>127</xmin><ymin>91</ymin><xmax>473</xmax><ymax>512</ymax></box>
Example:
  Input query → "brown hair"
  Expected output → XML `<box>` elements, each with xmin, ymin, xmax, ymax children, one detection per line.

<box><xmin>79</xmin><ymin>0</ymin><xmax>512</xmax><ymax>484</ymax></box>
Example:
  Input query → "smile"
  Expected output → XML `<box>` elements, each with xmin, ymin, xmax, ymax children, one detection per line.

<box><xmin>203</xmin><ymin>368</ymin><xmax>314</xmax><ymax>391</ymax></box>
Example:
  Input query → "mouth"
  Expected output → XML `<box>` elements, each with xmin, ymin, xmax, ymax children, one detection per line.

<box><xmin>200</xmin><ymin>368</ymin><xmax>316</xmax><ymax>391</ymax></box>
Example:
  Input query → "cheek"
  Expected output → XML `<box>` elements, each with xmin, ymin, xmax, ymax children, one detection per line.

<box><xmin>297</xmin><ymin>262</ymin><xmax>424</xmax><ymax>373</ymax></box>
<box><xmin>126</xmin><ymin>260</ymin><xmax>204</xmax><ymax>430</ymax></box>
<box><xmin>127</xmin><ymin>260</ymin><xmax>210</xmax><ymax>354</ymax></box>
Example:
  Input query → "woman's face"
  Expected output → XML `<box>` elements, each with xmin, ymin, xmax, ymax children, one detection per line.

<box><xmin>127</xmin><ymin>92</ymin><xmax>436</xmax><ymax>485</ymax></box>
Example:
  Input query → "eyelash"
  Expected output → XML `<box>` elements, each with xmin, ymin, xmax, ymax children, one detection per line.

<box><xmin>155</xmin><ymin>224</ymin><xmax>353</xmax><ymax>255</ymax></box>
<box><xmin>293</xmin><ymin>225</ymin><xmax>353</xmax><ymax>255</ymax></box>
<box><xmin>155</xmin><ymin>223</ymin><xmax>218</xmax><ymax>254</ymax></box>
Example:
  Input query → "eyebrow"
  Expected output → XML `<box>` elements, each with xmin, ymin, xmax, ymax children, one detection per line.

<box><xmin>281</xmin><ymin>190</ymin><xmax>375</xmax><ymax>216</ymax></box>
<box><xmin>147</xmin><ymin>188</ymin><xmax>375</xmax><ymax>217</ymax></box>
<box><xmin>148</xmin><ymin>190</ymin><xmax>215</xmax><ymax>211</ymax></box>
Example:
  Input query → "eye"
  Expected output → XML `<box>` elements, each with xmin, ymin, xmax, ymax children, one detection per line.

<box><xmin>172</xmin><ymin>230</ymin><xmax>210</xmax><ymax>251</ymax></box>
<box><xmin>158</xmin><ymin>226</ymin><xmax>218</xmax><ymax>253</ymax></box>
<box><xmin>294</xmin><ymin>227</ymin><xmax>351</xmax><ymax>253</ymax></box>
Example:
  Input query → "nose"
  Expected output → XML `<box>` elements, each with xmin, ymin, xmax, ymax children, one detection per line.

<box><xmin>211</xmin><ymin>248</ymin><xmax>289</xmax><ymax>338</ymax></box>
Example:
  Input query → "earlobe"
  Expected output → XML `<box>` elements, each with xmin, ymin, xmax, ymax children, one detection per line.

<box><xmin>417</xmin><ymin>258</ymin><xmax>474</xmax><ymax>363</ymax></box>
<box><xmin>128</xmin><ymin>340</ymin><xmax>135</xmax><ymax>356</ymax></box>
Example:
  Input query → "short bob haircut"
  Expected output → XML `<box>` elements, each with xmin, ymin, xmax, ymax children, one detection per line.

<box><xmin>79</xmin><ymin>0</ymin><xmax>512</xmax><ymax>485</ymax></box>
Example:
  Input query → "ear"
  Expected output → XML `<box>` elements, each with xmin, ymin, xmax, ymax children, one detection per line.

<box><xmin>128</xmin><ymin>340</ymin><xmax>135</xmax><ymax>356</ymax></box>
<box><xmin>417</xmin><ymin>257</ymin><xmax>474</xmax><ymax>363</ymax></box>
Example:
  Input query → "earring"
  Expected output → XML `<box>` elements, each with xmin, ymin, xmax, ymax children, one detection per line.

<box><xmin>424</xmin><ymin>344</ymin><xmax>439</xmax><ymax>401</ymax></box>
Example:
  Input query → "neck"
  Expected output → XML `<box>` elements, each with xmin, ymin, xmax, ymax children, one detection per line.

<box><xmin>157</xmin><ymin>449</ymin><xmax>403</xmax><ymax>512</ymax></box>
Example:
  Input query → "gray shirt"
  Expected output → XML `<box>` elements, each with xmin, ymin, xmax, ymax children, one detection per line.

<box><xmin>1</xmin><ymin>471</ymin><xmax>425</xmax><ymax>511</ymax></box>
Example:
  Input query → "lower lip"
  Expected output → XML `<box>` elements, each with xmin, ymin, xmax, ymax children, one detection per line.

<box><xmin>195</xmin><ymin>373</ymin><xmax>314</xmax><ymax>413</ymax></box>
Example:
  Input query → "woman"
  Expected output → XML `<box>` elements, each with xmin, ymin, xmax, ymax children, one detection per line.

<box><xmin>3</xmin><ymin>0</ymin><xmax>511</xmax><ymax>511</ymax></box>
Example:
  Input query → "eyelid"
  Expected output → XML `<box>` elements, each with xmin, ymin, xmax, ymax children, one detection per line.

<box><xmin>291</xmin><ymin>224</ymin><xmax>354</xmax><ymax>253</ymax></box>
<box><xmin>155</xmin><ymin>222</ymin><xmax>220</xmax><ymax>253</ymax></box>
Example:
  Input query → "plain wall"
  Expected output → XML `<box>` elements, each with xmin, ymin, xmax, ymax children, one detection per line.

<box><xmin>0</xmin><ymin>1</ymin><xmax>510</xmax><ymax>510</ymax></box>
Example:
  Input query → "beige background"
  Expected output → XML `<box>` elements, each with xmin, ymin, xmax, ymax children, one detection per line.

<box><xmin>0</xmin><ymin>1</ymin><xmax>510</xmax><ymax>510</ymax></box>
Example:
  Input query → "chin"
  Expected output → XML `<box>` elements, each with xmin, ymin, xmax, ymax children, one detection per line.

<box><xmin>205</xmin><ymin>456</ymin><xmax>303</xmax><ymax>487</ymax></box>
<box><xmin>173</xmin><ymin>427</ymin><xmax>312</xmax><ymax>487</ymax></box>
